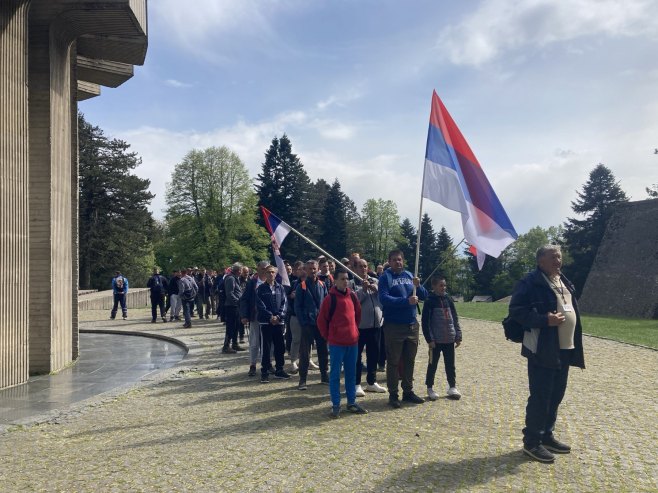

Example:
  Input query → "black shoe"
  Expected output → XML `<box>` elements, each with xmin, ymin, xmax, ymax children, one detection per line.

<box><xmin>329</xmin><ymin>406</ymin><xmax>341</xmax><ymax>419</ymax></box>
<box><xmin>268</xmin><ymin>367</ymin><xmax>276</xmax><ymax>375</ymax></box>
<box><xmin>542</xmin><ymin>435</ymin><xmax>571</xmax><ymax>454</ymax></box>
<box><xmin>248</xmin><ymin>365</ymin><xmax>256</xmax><ymax>377</ymax></box>
<box><xmin>274</xmin><ymin>370</ymin><xmax>291</xmax><ymax>379</ymax></box>
<box><xmin>402</xmin><ymin>392</ymin><xmax>425</xmax><ymax>404</ymax></box>
<box><xmin>205</xmin><ymin>315</ymin><xmax>209</xmax><ymax>320</ymax></box>
<box><xmin>298</xmin><ymin>380</ymin><xmax>307</xmax><ymax>391</ymax></box>
<box><xmin>233</xmin><ymin>345</ymin><xmax>247</xmax><ymax>352</ymax></box>
<box><xmin>388</xmin><ymin>398</ymin><xmax>402</xmax><ymax>409</ymax></box>
<box><xmin>239</xmin><ymin>338</ymin><xmax>245</xmax><ymax>344</ymax></box>
<box><xmin>183</xmin><ymin>323</ymin><xmax>192</xmax><ymax>328</ymax></box>
<box><xmin>523</xmin><ymin>444</ymin><xmax>555</xmax><ymax>463</ymax></box>
<box><xmin>161</xmin><ymin>317</ymin><xmax>167</xmax><ymax>323</ymax></box>
<box><xmin>222</xmin><ymin>347</ymin><xmax>237</xmax><ymax>354</ymax></box>
<box><xmin>320</xmin><ymin>374</ymin><xmax>329</xmax><ymax>385</ymax></box>
<box><xmin>260</xmin><ymin>374</ymin><xmax>270</xmax><ymax>383</ymax></box>
<box><xmin>347</xmin><ymin>403</ymin><xmax>368</xmax><ymax>414</ymax></box>
<box><xmin>151</xmin><ymin>319</ymin><xmax>157</xmax><ymax>323</ymax></box>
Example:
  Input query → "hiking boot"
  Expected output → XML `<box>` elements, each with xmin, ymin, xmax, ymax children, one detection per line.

<box><xmin>329</xmin><ymin>405</ymin><xmax>341</xmax><ymax>419</ymax></box>
<box><xmin>365</xmin><ymin>382</ymin><xmax>387</xmax><ymax>393</ymax></box>
<box><xmin>232</xmin><ymin>345</ymin><xmax>247</xmax><ymax>352</ymax></box>
<box><xmin>260</xmin><ymin>374</ymin><xmax>270</xmax><ymax>384</ymax></box>
<box><xmin>320</xmin><ymin>373</ymin><xmax>329</xmax><ymax>385</ymax></box>
<box><xmin>542</xmin><ymin>435</ymin><xmax>571</xmax><ymax>454</ymax></box>
<box><xmin>298</xmin><ymin>380</ymin><xmax>307</xmax><ymax>391</ymax></box>
<box><xmin>388</xmin><ymin>397</ymin><xmax>402</xmax><ymax>409</ymax></box>
<box><xmin>447</xmin><ymin>386</ymin><xmax>462</xmax><ymax>400</ymax></box>
<box><xmin>523</xmin><ymin>444</ymin><xmax>555</xmax><ymax>463</ymax></box>
<box><xmin>402</xmin><ymin>392</ymin><xmax>425</xmax><ymax>404</ymax></box>
<box><xmin>355</xmin><ymin>385</ymin><xmax>366</xmax><ymax>397</ymax></box>
<box><xmin>248</xmin><ymin>365</ymin><xmax>256</xmax><ymax>377</ymax></box>
<box><xmin>347</xmin><ymin>403</ymin><xmax>368</xmax><ymax>414</ymax></box>
<box><xmin>274</xmin><ymin>370</ymin><xmax>291</xmax><ymax>380</ymax></box>
<box><xmin>427</xmin><ymin>387</ymin><xmax>439</xmax><ymax>401</ymax></box>
<box><xmin>222</xmin><ymin>347</ymin><xmax>237</xmax><ymax>354</ymax></box>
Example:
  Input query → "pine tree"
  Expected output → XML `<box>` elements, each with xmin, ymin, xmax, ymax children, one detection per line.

<box><xmin>397</xmin><ymin>218</ymin><xmax>416</xmax><ymax>266</ymax></box>
<box><xmin>418</xmin><ymin>213</ymin><xmax>440</xmax><ymax>279</ymax></box>
<box><xmin>78</xmin><ymin>113</ymin><xmax>155</xmax><ymax>289</ymax></box>
<box><xmin>563</xmin><ymin>163</ymin><xmax>628</xmax><ymax>295</ymax></box>
<box><xmin>321</xmin><ymin>179</ymin><xmax>348</xmax><ymax>258</ymax></box>
<box><xmin>256</xmin><ymin>134</ymin><xmax>311</xmax><ymax>259</ymax></box>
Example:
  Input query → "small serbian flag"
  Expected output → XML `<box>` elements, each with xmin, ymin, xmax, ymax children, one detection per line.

<box><xmin>260</xmin><ymin>206</ymin><xmax>291</xmax><ymax>286</ymax></box>
<box><xmin>422</xmin><ymin>90</ymin><xmax>517</xmax><ymax>269</ymax></box>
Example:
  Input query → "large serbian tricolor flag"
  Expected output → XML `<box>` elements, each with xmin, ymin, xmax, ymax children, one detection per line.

<box><xmin>422</xmin><ymin>90</ymin><xmax>517</xmax><ymax>269</ymax></box>
<box><xmin>260</xmin><ymin>206</ymin><xmax>291</xmax><ymax>286</ymax></box>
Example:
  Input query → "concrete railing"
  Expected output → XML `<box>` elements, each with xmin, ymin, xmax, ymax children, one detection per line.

<box><xmin>78</xmin><ymin>288</ymin><xmax>150</xmax><ymax>311</ymax></box>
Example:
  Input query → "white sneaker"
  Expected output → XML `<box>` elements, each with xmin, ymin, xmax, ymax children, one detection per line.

<box><xmin>309</xmin><ymin>360</ymin><xmax>319</xmax><ymax>370</ymax></box>
<box><xmin>427</xmin><ymin>387</ymin><xmax>439</xmax><ymax>401</ymax></box>
<box><xmin>291</xmin><ymin>361</ymin><xmax>299</xmax><ymax>372</ymax></box>
<box><xmin>355</xmin><ymin>385</ymin><xmax>366</xmax><ymax>397</ymax></box>
<box><xmin>447</xmin><ymin>386</ymin><xmax>461</xmax><ymax>400</ymax></box>
<box><xmin>364</xmin><ymin>382</ymin><xmax>387</xmax><ymax>393</ymax></box>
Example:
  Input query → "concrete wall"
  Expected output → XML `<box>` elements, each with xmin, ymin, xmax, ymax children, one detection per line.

<box><xmin>0</xmin><ymin>1</ymin><xmax>31</xmax><ymax>389</ymax></box>
<box><xmin>78</xmin><ymin>288</ymin><xmax>150</xmax><ymax>311</ymax></box>
<box><xmin>580</xmin><ymin>199</ymin><xmax>658</xmax><ymax>319</ymax></box>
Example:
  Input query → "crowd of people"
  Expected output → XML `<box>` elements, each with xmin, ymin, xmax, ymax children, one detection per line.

<box><xmin>110</xmin><ymin>244</ymin><xmax>584</xmax><ymax>464</ymax></box>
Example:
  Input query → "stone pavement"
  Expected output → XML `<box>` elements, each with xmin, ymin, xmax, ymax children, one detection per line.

<box><xmin>1</xmin><ymin>308</ymin><xmax>656</xmax><ymax>492</ymax></box>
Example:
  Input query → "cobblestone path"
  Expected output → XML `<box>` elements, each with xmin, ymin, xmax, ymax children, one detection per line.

<box><xmin>1</xmin><ymin>309</ymin><xmax>656</xmax><ymax>492</ymax></box>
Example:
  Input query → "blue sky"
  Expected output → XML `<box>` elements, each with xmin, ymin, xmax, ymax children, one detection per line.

<box><xmin>81</xmin><ymin>0</ymin><xmax>658</xmax><ymax>243</ymax></box>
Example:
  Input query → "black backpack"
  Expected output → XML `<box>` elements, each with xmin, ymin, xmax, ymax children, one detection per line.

<box><xmin>326</xmin><ymin>291</ymin><xmax>359</xmax><ymax>325</ymax></box>
<box><xmin>502</xmin><ymin>315</ymin><xmax>525</xmax><ymax>343</ymax></box>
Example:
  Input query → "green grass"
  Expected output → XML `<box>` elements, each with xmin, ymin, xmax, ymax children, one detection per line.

<box><xmin>453</xmin><ymin>302</ymin><xmax>658</xmax><ymax>349</ymax></box>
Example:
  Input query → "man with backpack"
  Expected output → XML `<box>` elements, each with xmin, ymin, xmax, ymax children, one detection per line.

<box><xmin>110</xmin><ymin>271</ymin><xmax>129</xmax><ymax>320</ymax></box>
<box><xmin>147</xmin><ymin>268</ymin><xmax>168</xmax><ymax>323</ymax></box>
<box><xmin>177</xmin><ymin>268</ymin><xmax>198</xmax><ymax>328</ymax></box>
<box><xmin>223</xmin><ymin>263</ymin><xmax>246</xmax><ymax>353</ymax></box>
<box><xmin>509</xmin><ymin>245</ymin><xmax>585</xmax><ymax>464</ymax></box>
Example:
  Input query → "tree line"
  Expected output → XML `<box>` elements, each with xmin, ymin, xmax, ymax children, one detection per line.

<box><xmin>79</xmin><ymin>113</ymin><xmax>642</xmax><ymax>299</ymax></box>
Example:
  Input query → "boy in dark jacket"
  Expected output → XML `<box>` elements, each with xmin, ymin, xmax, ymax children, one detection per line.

<box><xmin>318</xmin><ymin>269</ymin><xmax>367</xmax><ymax>418</ymax></box>
<box><xmin>422</xmin><ymin>276</ymin><xmax>462</xmax><ymax>401</ymax></box>
<box><xmin>256</xmin><ymin>265</ymin><xmax>290</xmax><ymax>383</ymax></box>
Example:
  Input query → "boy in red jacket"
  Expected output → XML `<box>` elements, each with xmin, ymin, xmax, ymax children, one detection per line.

<box><xmin>318</xmin><ymin>269</ymin><xmax>368</xmax><ymax>418</ymax></box>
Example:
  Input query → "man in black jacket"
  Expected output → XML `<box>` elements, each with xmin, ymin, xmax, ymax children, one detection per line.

<box><xmin>147</xmin><ymin>268</ymin><xmax>168</xmax><ymax>323</ymax></box>
<box><xmin>509</xmin><ymin>245</ymin><xmax>585</xmax><ymax>464</ymax></box>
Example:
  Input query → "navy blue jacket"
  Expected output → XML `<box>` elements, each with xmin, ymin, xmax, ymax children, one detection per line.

<box><xmin>509</xmin><ymin>268</ymin><xmax>585</xmax><ymax>370</ymax></box>
<box><xmin>294</xmin><ymin>278</ymin><xmax>328</xmax><ymax>327</ymax></box>
<box><xmin>239</xmin><ymin>275</ymin><xmax>260</xmax><ymax>321</ymax></box>
<box><xmin>256</xmin><ymin>282</ymin><xmax>287</xmax><ymax>325</ymax></box>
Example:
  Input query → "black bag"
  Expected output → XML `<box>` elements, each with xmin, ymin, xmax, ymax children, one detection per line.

<box><xmin>502</xmin><ymin>315</ymin><xmax>525</xmax><ymax>343</ymax></box>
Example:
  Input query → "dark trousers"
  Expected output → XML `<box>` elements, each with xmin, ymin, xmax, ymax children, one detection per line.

<box><xmin>110</xmin><ymin>293</ymin><xmax>127</xmax><ymax>318</ymax></box>
<box><xmin>378</xmin><ymin>328</ymin><xmax>387</xmax><ymax>367</ymax></box>
<box><xmin>223</xmin><ymin>306</ymin><xmax>239</xmax><ymax>348</ymax></box>
<box><xmin>285</xmin><ymin>317</ymin><xmax>293</xmax><ymax>354</ymax></box>
<box><xmin>384</xmin><ymin>321</ymin><xmax>419</xmax><ymax>397</ymax></box>
<box><xmin>150</xmin><ymin>294</ymin><xmax>165</xmax><ymax>320</ymax></box>
<box><xmin>425</xmin><ymin>343</ymin><xmax>456</xmax><ymax>388</ymax></box>
<box><xmin>523</xmin><ymin>349</ymin><xmax>573</xmax><ymax>447</ymax></box>
<box><xmin>164</xmin><ymin>294</ymin><xmax>171</xmax><ymax>314</ymax></box>
<box><xmin>260</xmin><ymin>324</ymin><xmax>285</xmax><ymax>376</ymax></box>
<box><xmin>195</xmin><ymin>292</ymin><xmax>206</xmax><ymax>318</ymax></box>
<box><xmin>356</xmin><ymin>327</ymin><xmax>380</xmax><ymax>386</ymax></box>
<box><xmin>299</xmin><ymin>324</ymin><xmax>328</xmax><ymax>381</ymax></box>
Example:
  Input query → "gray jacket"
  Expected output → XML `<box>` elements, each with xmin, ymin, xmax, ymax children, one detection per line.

<box><xmin>353</xmin><ymin>276</ymin><xmax>383</xmax><ymax>329</ymax></box>
<box><xmin>223</xmin><ymin>274</ymin><xmax>242</xmax><ymax>307</ymax></box>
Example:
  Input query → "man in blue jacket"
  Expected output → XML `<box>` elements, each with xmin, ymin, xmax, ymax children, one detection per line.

<box><xmin>378</xmin><ymin>249</ymin><xmax>428</xmax><ymax>408</ymax></box>
<box><xmin>294</xmin><ymin>259</ymin><xmax>329</xmax><ymax>390</ymax></box>
<box><xmin>509</xmin><ymin>245</ymin><xmax>585</xmax><ymax>464</ymax></box>
<box><xmin>110</xmin><ymin>271</ymin><xmax>129</xmax><ymax>320</ymax></box>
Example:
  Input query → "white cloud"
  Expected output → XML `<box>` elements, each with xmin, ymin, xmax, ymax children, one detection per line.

<box><xmin>309</xmin><ymin>119</ymin><xmax>357</xmax><ymax>140</ymax></box>
<box><xmin>439</xmin><ymin>0</ymin><xmax>658</xmax><ymax>66</ymax></box>
<box><xmin>316</xmin><ymin>87</ymin><xmax>364</xmax><ymax>110</ymax></box>
<box><xmin>165</xmin><ymin>79</ymin><xmax>193</xmax><ymax>88</ymax></box>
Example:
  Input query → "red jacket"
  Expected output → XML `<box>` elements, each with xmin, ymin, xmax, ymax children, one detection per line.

<box><xmin>317</xmin><ymin>286</ymin><xmax>361</xmax><ymax>346</ymax></box>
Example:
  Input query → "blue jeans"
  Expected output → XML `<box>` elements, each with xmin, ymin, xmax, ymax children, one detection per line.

<box><xmin>329</xmin><ymin>344</ymin><xmax>358</xmax><ymax>407</ymax></box>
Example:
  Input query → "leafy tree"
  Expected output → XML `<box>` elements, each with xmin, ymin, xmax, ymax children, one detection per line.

<box><xmin>256</xmin><ymin>134</ymin><xmax>311</xmax><ymax>259</ymax></box>
<box><xmin>418</xmin><ymin>213</ymin><xmax>440</xmax><ymax>279</ymax></box>
<box><xmin>78</xmin><ymin>113</ymin><xmax>155</xmax><ymax>289</ymax></box>
<box><xmin>563</xmin><ymin>163</ymin><xmax>628</xmax><ymax>296</ymax></box>
<box><xmin>360</xmin><ymin>199</ymin><xmax>402</xmax><ymax>264</ymax></box>
<box><xmin>397</xmin><ymin>218</ymin><xmax>416</xmax><ymax>267</ymax></box>
<box><xmin>164</xmin><ymin>146</ymin><xmax>269</xmax><ymax>269</ymax></box>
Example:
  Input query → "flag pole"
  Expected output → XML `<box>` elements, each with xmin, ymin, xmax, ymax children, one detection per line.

<box><xmin>284</xmin><ymin>224</ymin><xmax>364</xmax><ymax>282</ymax></box>
<box><xmin>421</xmin><ymin>238</ymin><xmax>465</xmax><ymax>286</ymax></box>
<box><xmin>413</xmin><ymin>161</ymin><xmax>428</xmax><ymax>296</ymax></box>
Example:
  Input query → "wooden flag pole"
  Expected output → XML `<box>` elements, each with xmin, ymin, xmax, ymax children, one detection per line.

<box><xmin>421</xmin><ymin>238</ymin><xmax>465</xmax><ymax>286</ymax></box>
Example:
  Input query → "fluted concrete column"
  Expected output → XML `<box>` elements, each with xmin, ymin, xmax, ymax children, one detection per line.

<box><xmin>28</xmin><ymin>17</ymin><xmax>74</xmax><ymax>374</ymax></box>
<box><xmin>71</xmin><ymin>43</ymin><xmax>80</xmax><ymax>360</ymax></box>
<box><xmin>0</xmin><ymin>1</ymin><xmax>31</xmax><ymax>389</ymax></box>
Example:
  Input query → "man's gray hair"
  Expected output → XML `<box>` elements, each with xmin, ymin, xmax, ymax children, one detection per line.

<box><xmin>536</xmin><ymin>244</ymin><xmax>562</xmax><ymax>263</ymax></box>
<box><xmin>231</xmin><ymin>262</ymin><xmax>243</xmax><ymax>273</ymax></box>
<box><xmin>305</xmin><ymin>259</ymin><xmax>318</xmax><ymax>266</ymax></box>
<box><xmin>256</xmin><ymin>260</ymin><xmax>271</xmax><ymax>269</ymax></box>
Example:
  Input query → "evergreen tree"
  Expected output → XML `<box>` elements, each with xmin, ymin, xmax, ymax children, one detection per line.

<box><xmin>418</xmin><ymin>213</ymin><xmax>440</xmax><ymax>279</ymax></box>
<box><xmin>305</xmin><ymin>179</ymin><xmax>331</xmax><ymax>247</ymax></box>
<box><xmin>256</xmin><ymin>134</ymin><xmax>311</xmax><ymax>259</ymax></box>
<box><xmin>321</xmin><ymin>179</ymin><xmax>348</xmax><ymax>258</ymax></box>
<box><xmin>435</xmin><ymin>227</ymin><xmax>458</xmax><ymax>288</ymax></box>
<box><xmin>563</xmin><ymin>163</ymin><xmax>628</xmax><ymax>296</ymax></box>
<box><xmin>397</xmin><ymin>218</ymin><xmax>416</xmax><ymax>266</ymax></box>
<box><xmin>78</xmin><ymin>113</ymin><xmax>155</xmax><ymax>289</ymax></box>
